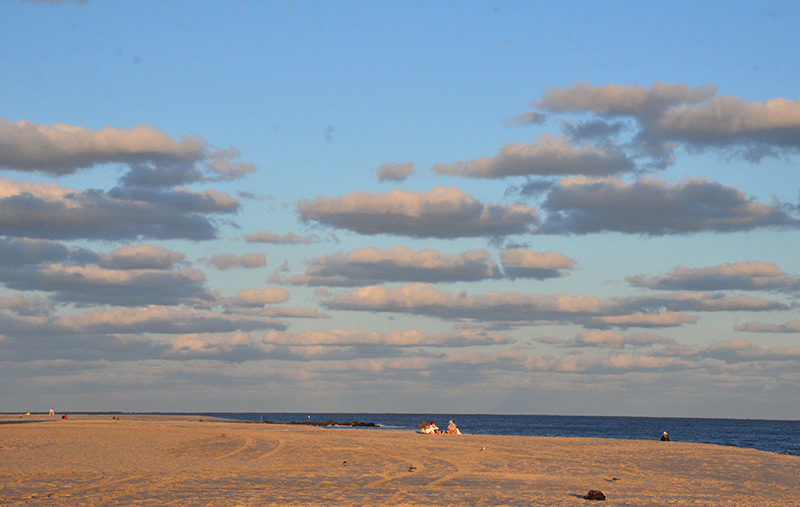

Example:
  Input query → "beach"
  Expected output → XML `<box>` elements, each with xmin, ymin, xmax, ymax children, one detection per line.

<box><xmin>1</xmin><ymin>414</ymin><xmax>798</xmax><ymax>506</ymax></box>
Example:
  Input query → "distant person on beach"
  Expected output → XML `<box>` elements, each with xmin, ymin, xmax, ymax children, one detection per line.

<box><xmin>446</xmin><ymin>420</ymin><xmax>461</xmax><ymax>434</ymax></box>
<box><xmin>419</xmin><ymin>421</ymin><xmax>435</xmax><ymax>434</ymax></box>
<box><xmin>660</xmin><ymin>431</ymin><xmax>670</xmax><ymax>441</ymax></box>
<box><xmin>62</xmin><ymin>414</ymin><xmax>67</xmax><ymax>419</ymax></box>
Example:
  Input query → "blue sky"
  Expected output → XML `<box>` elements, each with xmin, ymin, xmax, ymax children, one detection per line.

<box><xmin>2</xmin><ymin>0</ymin><xmax>800</xmax><ymax>419</ymax></box>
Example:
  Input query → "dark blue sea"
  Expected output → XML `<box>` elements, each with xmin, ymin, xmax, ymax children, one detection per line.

<box><xmin>192</xmin><ymin>413</ymin><xmax>799</xmax><ymax>456</ymax></box>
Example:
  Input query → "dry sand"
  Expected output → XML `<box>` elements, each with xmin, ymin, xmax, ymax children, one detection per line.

<box><xmin>1</xmin><ymin>414</ymin><xmax>798</xmax><ymax>506</ymax></box>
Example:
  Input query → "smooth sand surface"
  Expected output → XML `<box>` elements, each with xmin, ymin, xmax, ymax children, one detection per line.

<box><xmin>1</xmin><ymin>414</ymin><xmax>798</xmax><ymax>506</ymax></box>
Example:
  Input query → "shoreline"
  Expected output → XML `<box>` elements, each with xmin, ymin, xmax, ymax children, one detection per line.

<box><xmin>5</xmin><ymin>412</ymin><xmax>797</xmax><ymax>455</ymax></box>
<box><xmin>2</xmin><ymin>414</ymin><xmax>799</xmax><ymax>506</ymax></box>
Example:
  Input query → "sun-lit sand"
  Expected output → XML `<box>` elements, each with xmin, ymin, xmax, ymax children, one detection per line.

<box><xmin>1</xmin><ymin>414</ymin><xmax>798</xmax><ymax>506</ymax></box>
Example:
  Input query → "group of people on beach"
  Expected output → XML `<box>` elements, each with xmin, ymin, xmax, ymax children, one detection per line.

<box><xmin>419</xmin><ymin>420</ymin><xmax>461</xmax><ymax>434</ymax></box>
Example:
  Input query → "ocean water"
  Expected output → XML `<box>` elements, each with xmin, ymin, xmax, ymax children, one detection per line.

<box><xmin>196</xmin><ymin>413</ymin><xmax>800</xmax><ymax>456</ymax></box>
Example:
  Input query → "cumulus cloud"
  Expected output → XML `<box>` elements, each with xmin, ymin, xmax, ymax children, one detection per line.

<box><xmin>226</xmin><ymin>306</ymin><xmax>331</xmax><ymax>319</ymax></box>
<box><xmin>1</xmin><ymin>263</ymin><xmax>216</xmax><ymax>307</ymax></box>
<box><xmin>242</xmin><ymin>231</ymin><xmax>315</xmax><ymax>244</ymax></box>
<box><xmin>699</xmin><ymin>338</ymin><xmax>800</xmax><ymax>363</ymax></box>
<box><xmin>102</xmin><ymin>244</ymin><xmax>186</xmax><ymax>270</ymax></box>
<box><xmin>0</xmin><ymin>242</ymin><xmax>217</xmax><ymax>307</ymax></box>
<box><xmin>562</xmin><ymin>120</ymin><xmax>628</xmax><ymax>142</ymax></box>
<box><xmin>375</xmin><ymin>162</ymin><xmax>415</xmax><ymax>182</ymax></box>
<box><xmin>0</xmin><ymin>237</ymin><xmax>70</xmax><ymax>266</ymax></box>
<box><xmin>0</xmin><ymin>119</ymin><xmax>256</xmax><ymax>186</ymax></box>
<box><xmin>432</xmin><ymin>135</ymin><xmax>634</xmax><ymax>178</ymax></box>
<box><xmin>734</xmin><ymin>320</ymin><xmax>800</xmax><ymax>333</ymax></box>
<box><xmin>232</xmin><ymin>288</ymin><xmax>290</xmax><ymax>305</ymax></box>
<box><xmin>54</xmin><ymin>306</ymin><xmax>282</xmax><ymax>335</ymax></box>
<box><xmin>271</xmin><ymin>246</ymin><xmax>575</xmax><ymax>286</ymax></box>
<box><xmin>0</xmin><ymin>294</ymin><xmax>54</xmax><ymax>317</ymax></box>
<box><xmin>0</xmin><ymin>177</ymin><xmax>239</xmax><ymax>240</ymax></box>
<box><xmin>0</xmin><ymin>329</ymin><xmax>280</xmax><ymax>364</ymax></box>
<box><xmin>499</xmin><ymin>249</ymin><xmax>576</xmax><ymax>280</ymax></box>
<box><xmin>630</xmin><ymin>292</ymin><xmax>787</xmax><ymax>313</ymax></box>
<box><xmin>587</xmin><ymin>311</ymin><xmax>700</xmax><ymax>329</ymax></box>
<box><xmin>538</xmin><ymin>176</ymin><xmax>799</xmax><ymax>235</ymax></box>
<box><xmin>221</xmin><ymin>288</ymin><xmax>331</xmax><ymax>320</ymax></box>
<box><xmin>199</xmin><ymin>252</ymin><xmax>266</xmax><ymax>270</ymax></box>
<box><xmin>538</xmin><ymin>329</ymin><xmax>675</xmax><ymax>349</ymax></box>
<box><xmin>656</xmin><ymin>96</ymin><xmax>800</xmax><ymax>159</ymax></box>
<box><xmin>0</xmin><ymin>305</ymin><xmax>288</xmax><ymax>363</ymax></box>
<box><xmin>261</xmin><ymin>328</ymin><xmax>515</xmax><ymax>347</ymax></box>
<box><xmin>535</xmin><ymin>81</ymin><xmax>716</xmax><ymax>117</ymax></box>
<box><xmin>155</xmin><ymin>332</ymin><xmax>272</xmax><ymax>362</ymax></box>
<box><xmin>275</xmin><ymin>247</ymin><xmax>498</xmax><ymax>286</ymax></box>
<box><xmin>318</xmin><ymin>283</ymin><xmax>783</xmax><ymax>324</ymax></box>
<box><xmin>627</xmin><ymin>261</ymin><xmax>800</xmax><ymax>292</ymax></box>
<box><xmin>533</xmin><ymin>82</ymin><xmax>800</xmax><ymax>164</ymax></box>
<box><xmin>297</xmin><ymin>186</ymin><xmax>539</xmax><ymax>239</ymax></box>
<box><xmin>503</xmin><ymin>111</ymin><xmax>547</xmax><ymax>127</ymax></box>
<box><xmin>319</xmin><ymin>283</ymin><xmax>611</xmax><ymax>322</ymax></box>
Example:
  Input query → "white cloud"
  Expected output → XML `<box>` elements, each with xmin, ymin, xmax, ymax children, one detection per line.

<box><xmin>538</xmin><ymin>329</ymin><xmax>676</xmax><ymax>349</ymax></box>
<box><xmin>261</xmin><ymin>328</ymin><xmax>514</xmax><ymax>347</ymax></box>
<box><xmin>200</xmin><ymin>253</ymin><xmax>267</xmax><ymax>270</ymax></box>
<box><xmin>319</xmin><ymin>283</ymin><xmax>783</xmax><ymax>324</ymax></box>
<box><xmin>297</xmin><ymin>186</ymin><xmax>539</xmax><ymax>238</ymax></box>
<box><xmin>274</xmin><ymin>246</ymin><xmax>576</xmax><ymax>286</ymax></box>
<box><xmin>233</xmin><ymin>288</ymin><xmax>290</xmax><ymax>305</ymax></box>
<box><xmin>657</xmin><ymin>95</ymin><xmax>800</xmax><ymax>158</ymax></box>
<box><xmin>105</xmin><ymin>244</ymin><xmax>186</xmax><ymax>270</ymax></box>
<box><xmin>375</xmin><ymin>162</ymin><xmax>415</xmax><ymax>182</ymax></box>
<box><xmin>242</xmin><ymin>231</ymin><xmax>315</xmax><ymax>244</ymax></box>
<box><xmin>432</xmin><ymin>134</ymin><xmax>634</xmax><ymax>178</ymax></box>
<box><xmin>55</xmin><ymin>306</ymin><xmax>282</xmax><ymax>335</ymax></box>
<box><xmin>533</xmin><ymin>82</ymin><xmax>800</xmax><ymax>164</ymax></box>
<box><xmin>4</xmin><ymin>263</ymin><xmax>216</xmax><ymax>307</ymax></box>
<box><xmin>539</xmin><ymin>176</ymin><xmax>799</xmax><ymax>235</ymax></box>
<box><xmin>503</xmin><ymin>111</ymin><xmax>547</xmax><ymax>127</ymax></box>
<box><xmin>0</xmin><ymin>177</ymin><xmax>239</xmax><ymax>240</ymax></box>
<box><xmin>499</xmin><ymin>249</ymin><xmax>576</xmax><ymax>279</ymax></box>
<box><xmin>588</xmin><ymin>312</ymin><xmax>700</xmax><ymax>329</ymax></box>
<box><xmin>275</xmin><ymin>246</ymin><xmax>499</xmax><ymax>286</ymax></box>
<box><xmin>735</xmin><ymin>320</ymin><xmax>800</xmax><ymax>333</ymax></box>
<box><xmin>535</xmin><ymin>81</ymin><xmax>716</xmax><ymax>116</ymax></box>
<box><xmin>0</xmin><ymin>119</ymin><xmax>255</xmax><ymax>186</ymax></box>
<box><xmin>627</xmin><ymin>261</ymin><xmax>800</xmax><ymax>292</ymax></box>
<box><xmin>0</xmin><ymin>241</ymin><xmax>219</xmax><ymax>308</ymax></box>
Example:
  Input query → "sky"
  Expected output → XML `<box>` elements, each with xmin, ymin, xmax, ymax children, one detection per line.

<box><xmin>1</xmin><ymin>0</ymin><xmax>800</xmax><ymax>419</ymax></box>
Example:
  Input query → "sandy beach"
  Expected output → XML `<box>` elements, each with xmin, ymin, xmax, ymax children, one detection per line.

<box><xmin>1</xmin><ymin>414</ymin><xmax>798</xmax><ymax>506</ymax></box>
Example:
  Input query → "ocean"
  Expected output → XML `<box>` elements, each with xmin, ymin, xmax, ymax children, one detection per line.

<box><xmin>194</xmin><ymin>413</ymin><xmax>800</xmax><ymax>456</ymax></box>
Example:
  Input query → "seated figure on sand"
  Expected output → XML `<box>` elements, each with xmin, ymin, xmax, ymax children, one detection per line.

<box><xmin>660</xmin><ymin>431</ymin><xmax>670</xmax><ymax>441</ymax></box>
<box><xmin>446</xmin><ymin>420</ymin><xmax>461</xmax><ymax>434</ymax></box>
<box><xmin>419</xmin><ymin>420</ymin><xmax>461</xmax><ymax>434</ymax></box>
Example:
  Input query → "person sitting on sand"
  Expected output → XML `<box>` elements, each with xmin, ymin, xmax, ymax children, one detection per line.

<box><xmin>419</xmin><ymin>421</ymin><xmax>433</xmax><ymax>434</ymax></box>
<box><xmin>660</xmin><ymin>431</ymin><xmax>670</xmax><ymax>441</ymax></box>
<box><xmin>428</xmin><ymin>422</ymin><xmax>439</xmax><ymax>434</ymax></box>
<box><xmin>446</xmin><ymin>420</ymin><xmax>461</xmax><ymax>434</ymax></box>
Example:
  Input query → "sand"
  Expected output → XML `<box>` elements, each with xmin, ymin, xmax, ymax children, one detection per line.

<box><xmin>1</xmin><ymin>414</ymin><xmax>798</xmax><ymax>506</ymax></box>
